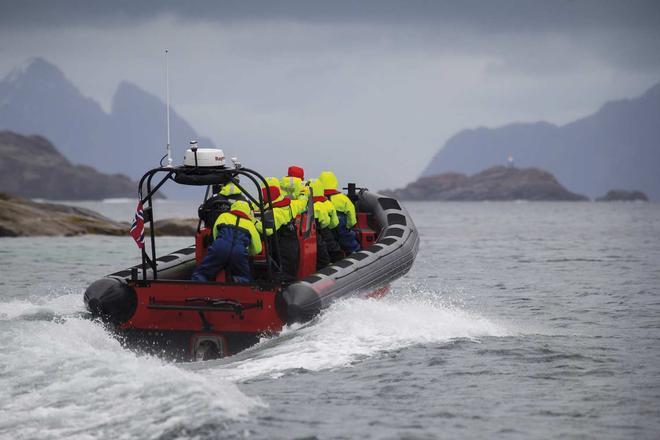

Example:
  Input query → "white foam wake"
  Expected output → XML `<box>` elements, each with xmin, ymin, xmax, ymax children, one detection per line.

<box><xmin>0</xmin><ymin>293</ymin><xmax>84</xmax><ymax>320</ymax></box>
<box><xmin>0</xmin><ymin>317</ymin><xmax>261</xmax><ymax>439</ymax></box>
<box><xmin>213</xmin><ymin>291</ymin><xmax>511</xmax><ymax>382</ymax></box>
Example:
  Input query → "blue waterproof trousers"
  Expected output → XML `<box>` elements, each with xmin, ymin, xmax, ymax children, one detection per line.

<box><xmin>191</xmin><ymin>226</ymin><xmax>252</xmax><ymax>283</ymax></box>
<box><xmin>335</xmin><ymin>212</ymin><xmax>360</xmax><ymax>253</ymax></box>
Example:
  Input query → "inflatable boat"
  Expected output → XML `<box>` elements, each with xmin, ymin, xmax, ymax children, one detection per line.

<box><xmin>84</xmin><ymin>147</ymin><xmax>419</xmax><ymax>361</ymax></box>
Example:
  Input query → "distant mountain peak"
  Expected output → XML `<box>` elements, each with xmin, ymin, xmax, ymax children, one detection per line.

<box><xmin>115</xmin><ymin>80</ymin><xmax>145</xmax><ymax>94</ymax></box>
<box><xmin>642</xmin><ymin>81</ymin><xmax>660</xmax><ymax>99</ymax></box>
<box><xmin>3</xmin><ymin>57</ymin><xmax>68</xmax><ymax>85</ymax></box>
<box><xmin>422</xmin><ymin>81</ymin><xmax>660</xmax><ymax>200</ymax></box>
<box><xmin>112</xmin><ymin>80</ymin><xmax>159</xmax><ymax>107</ymax></box>
<box><xmin>0</xmin><ymin>57</ymin><xmax>212</xmax><ymax>197</ymax></box>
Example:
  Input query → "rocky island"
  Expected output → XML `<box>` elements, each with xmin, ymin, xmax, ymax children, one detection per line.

<box><xmin>596</xmin><ymin>190</ymin><xmax>649</xmax><ymax>202</ymax></box>
<box><xmin>0</xmin><ymin>130</ymin><xmax>138</xmax><ymax>200</ymax></box>
<box><xmin>383</xmin><ymin>166</ymin><xmax>588</xmax><ymax>201</ymax></box>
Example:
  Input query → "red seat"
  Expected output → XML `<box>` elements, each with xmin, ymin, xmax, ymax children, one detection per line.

<box><xmin>355</xmin><ymin>212</ymin><xmax>376</xmax><ymax>249</ymax></box>
<box><xmin>296</xmin><ymin>213</ymin><xmax>317</xmax><ymax>279</ymax></box>
<box><xmin>195</xmin><ymin>228</ymin><xmax>213</xmax><ymax>263</ymax></box>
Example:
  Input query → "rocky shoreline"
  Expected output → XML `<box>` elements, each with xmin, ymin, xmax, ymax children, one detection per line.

<box><xmin>0</xmin><ymin>193</ymin><xmax>197</xmax><ymax>237</ymax></box>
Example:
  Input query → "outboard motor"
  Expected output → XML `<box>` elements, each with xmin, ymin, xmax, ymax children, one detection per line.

<box><xmin>84</xmin><ymin>278</ymin><xmax>137</xmax><ymax>324</ymax></box>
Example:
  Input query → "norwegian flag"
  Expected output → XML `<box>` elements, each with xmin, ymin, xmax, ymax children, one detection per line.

<box><xmin>130</xmin><ymin>201</ymin><xmax>145</xmax><ymax>249</ymax></box>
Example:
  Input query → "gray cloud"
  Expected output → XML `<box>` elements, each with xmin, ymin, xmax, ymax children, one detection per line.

<box><xmin>0</xmin><ymin>1</ymin><xmax>658</xmax><ymax>190</ymax></box>
<box><xmin>5</xmin><ymin>0</ymin><xmax>658</xmax><ymax>74</ymax></box>
<box><xmin>2</xmin><ymin>0</ymin><xmax>659</xmax><ymax>31</ymax></box>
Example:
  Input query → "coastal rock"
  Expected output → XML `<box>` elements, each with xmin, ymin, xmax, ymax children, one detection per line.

<box><xmin>0</xmin><ymin>131</ymin><xmax>138</xmax><ymax>200</ymax></box>
<box><xmin>0</xmin><ymin>193</ymin><xmax>127</xmax><ymax>237</ymax></box>
<box><xmin>148</xmin><ymin>218</ymin><xmax>199</xmax><ymax>236</ymax></box>
<box><xmin>0</xmin><ymin>193</ymin><xmax>199</xmax><ymax>237</ymax></box>
<box><xmin>383</xmin><ymin>166</ymin><xmax>588</xmax><ymax>201</ymax></box>
<box><xmin>596</xmin><ymin>190</ymin><xmax>649</xmax><ymax>202</ymax></box>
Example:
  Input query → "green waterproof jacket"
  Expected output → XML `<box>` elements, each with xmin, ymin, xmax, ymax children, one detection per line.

<box><xmin>318</xmin><ymin>171</ymin><xmax>357</xmax><ymax>228</ymax></box>
<box><xmin>308</xmin><ymin>178</ymin><xmax>331</xmax><ymax>229</ymax></box>
<box><xmin>219</xmin><ymin>182</ymin><xmax>242</xmax><ymax>197</ymax></box>
<box><xmin>213</xmin><ymin>200</ymin><xmax>262</xmax><ymax>255</ymax></box>
<box><xmin>255</xmin><ymin>196</ymin><xmax>305</xmax><ymax>236</ymax></box>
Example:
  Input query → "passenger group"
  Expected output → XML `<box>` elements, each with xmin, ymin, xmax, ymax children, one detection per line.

<box><xmin>192</xmin><ymin>167</ymin><xmax>361</xmax><ymax>283</ymax></box>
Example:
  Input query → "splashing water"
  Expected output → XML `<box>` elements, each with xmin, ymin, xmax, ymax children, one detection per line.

<box><xmin>0</xmin><ymin>292</ymin><xmax>83</xmax><ymax>321</ymax></box>
<box><xmin>207</xmin><ymin>289</ymin><xmax>511</xmax><ymax>382</ymax></box>
<box><xmin>0</xmin><ymin>308</ymin><xmax>261</xmax><ymax>439</ymax></box>
<box><xmin>0</xmin><ymin>287</ymin><xmax>508</xmax><ymax>439</ymax></box>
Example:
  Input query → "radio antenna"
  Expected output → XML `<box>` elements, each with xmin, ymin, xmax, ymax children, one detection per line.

<box><xmin>165</xmin><ymin>49</ymin><xmax>173</xmax><ymax>167</ymax></box>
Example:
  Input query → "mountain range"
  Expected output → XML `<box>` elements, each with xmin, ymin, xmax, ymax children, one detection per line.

<box><xmin>0</xmin><ymin>58</ymin><xmax>212</xmax><ymax>186</ymax></box>
<box><xmin>1</xmin><ymin>58</ymin><xmax>658</xmax><ymax>201</ymax></box>
<box><xmin>423</xmin><ymin>83</ymin><xmax>660</xmax><ymax>200</ymax></box>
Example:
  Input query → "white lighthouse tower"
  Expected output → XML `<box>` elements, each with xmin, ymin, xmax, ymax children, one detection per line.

<box><xmin>507</xmin><ymin>152</ymin><xmax>515</xmax><ymax>168</ymax></box>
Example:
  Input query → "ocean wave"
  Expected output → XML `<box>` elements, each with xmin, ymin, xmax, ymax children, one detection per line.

<box><xmin>0</xmin><ymin>316</ymin><xmax>261</xmax><ymax>439</ymax></box>
<box><xmin>0</xmin><ymin>293</ymin><xmax>84</xmax><ymax>321</ymax></box>
<box><xmin>209</xmin><ymin>289</ymin><xmax>511</xmax><ymax>382</ymax></box>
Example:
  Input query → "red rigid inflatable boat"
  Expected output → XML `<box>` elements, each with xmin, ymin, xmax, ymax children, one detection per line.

<box><xmin>84</xmin><ymin>149</ymin><xmax>419</xmax><ymax>361</ymax></box>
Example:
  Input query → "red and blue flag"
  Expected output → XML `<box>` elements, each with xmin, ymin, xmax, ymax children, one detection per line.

<box><xmin>130</xmin><ymin>201</ymin><xmax>145</xmax><ymax>249</ymax></box>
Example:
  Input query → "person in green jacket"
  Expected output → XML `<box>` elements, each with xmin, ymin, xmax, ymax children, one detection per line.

<box><xmin>280</xmin><ymin>165</ymin><xmax>309</xmax><ymax>202</ymax></box>
<box><xmin>217</xmin><ymin>181</ymin><xmax>246</xmax><ymax>202</ymax></box>
<box><xmin>309</xmin><ymin>178</ymin><xmax>334</xmax><ymax>268</ymax></box>
<box><xmin>192</xmin><ymin>200</ymin><xmax>262</xmax><ymax>283</ymax></box>
<box><xmin>257</xmin><ymin>179</ymin><xmax>305</xmax><ymax>280</ymax></box>
<box><xmin>318</xmin><ymin>171</ymin><xmax>360</xmax><ymax>253</ymax></box>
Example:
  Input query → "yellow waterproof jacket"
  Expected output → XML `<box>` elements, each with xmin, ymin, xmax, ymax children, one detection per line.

<box><xmin>323</xmin><ymin>200</ymin><xmax>339</xmax><ymax>229</ymax></box>
<box><xmin>290</xmin><ymin>197</ymin><xmax>307</xmax><ymax>217</ymax></box>
<box><xmin>255</xmin><ymin>196</ymin><xmax>305</xmax><ymax>236</ymax></box>
<box><xmin>213</xmin><ymin>200</ymin><xmax>262</xmax><ymax>255</ymax></box>
<box><xmin>280</xmin><ymin>175</ymin><xmax>310</xmax><ymax>203</ymax></box>
<box><xmin>309</xmin><ymin>178</ymin><xmax>332</xmax><ymax>229</ymax></box>
<box><xmin>318</xmin><ymin>171</ymin><xmax>357</xmax><ymax>228</ymax></box>
<box><xmin>219</xmin><ymin>182</ymin><xmax>242</xmax><ymax>197</ymax></box>
<box><xmin>263</xmin><ymin>176</ymin><xmax>304</xmax><ymax>220</ymax></box>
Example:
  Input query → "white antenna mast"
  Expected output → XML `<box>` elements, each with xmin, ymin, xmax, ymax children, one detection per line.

<box><xmin>165</xmin><ymin>49</ymin><xmax>173</xmax><ymax>167</ymax></box>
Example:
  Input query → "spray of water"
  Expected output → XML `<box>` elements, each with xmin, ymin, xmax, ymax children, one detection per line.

<box><xmin>0</xmin><ymin>286</ymin><xmax>510</xmax><ymax>437</ymax></box>
<box><xmin>0</xmin><ymin>311</ymin><xmax>261</xmax><ymax>439</ymax></box>
<box><xmin>209</xmin><ymin>288</ymin><xmax>511</xmax><ymax>381</ymax></box>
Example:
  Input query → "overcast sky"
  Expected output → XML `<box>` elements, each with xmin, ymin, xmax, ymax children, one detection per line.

<box><xmin>1</xmin><ymin>0</ymin><xmax>659</xmax><ymax>190</ymax></box>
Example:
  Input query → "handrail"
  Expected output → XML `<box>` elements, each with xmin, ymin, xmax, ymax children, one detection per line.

<box><xmin>135</xmin><ymin>165</ymin><xmax>282</xmax><ymax>283</ymax></box>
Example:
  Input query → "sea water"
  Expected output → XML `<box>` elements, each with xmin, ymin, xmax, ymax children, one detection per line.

<box><xmin>1</xmin><ymin>201</ymin><xmax>659</xmax><ymax>439</ymax></box>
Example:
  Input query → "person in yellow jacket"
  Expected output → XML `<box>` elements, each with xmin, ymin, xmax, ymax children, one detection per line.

<box><xmin>270</xmin><ymin>175</ymin><xmax>307</xmax><ymax>216</ymax></box>
<box><xmin>280</xmin><ymin>165</ymin><xmax>309</xmax><ymax>201</ymax></box>
<box><xmin>257</xmin><ymin>180</ymin><xmax>305</xmax><ymax>280</ymax></box>
<box><xmin>192</xmin><ymin>200</ymin><xmax>262</xmax><ymax>283</ymax></box>
<box><xmin>309</xmin><ymin>178</ymin><xmax>342</xmax><ymax>267</ymax></box>
<box><xmin>217</xmin><ymin>181</ymin><xmax>246</xmax><ymax>202</ymax></box>
<box><xmin>318</xmin><ymin>171</ymin><xmax>361</xmax><ymax>253</ymax></box>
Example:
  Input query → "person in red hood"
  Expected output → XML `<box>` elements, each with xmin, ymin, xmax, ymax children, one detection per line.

<box><xmin>280</xmin><ymin>165</ymin><xmax>309</xmax><ymax>201</ymax></box>
<box><xmin>256</xmin><ymin>179</ymin><xmax>304</xmax><ymax>280</ymax></box>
